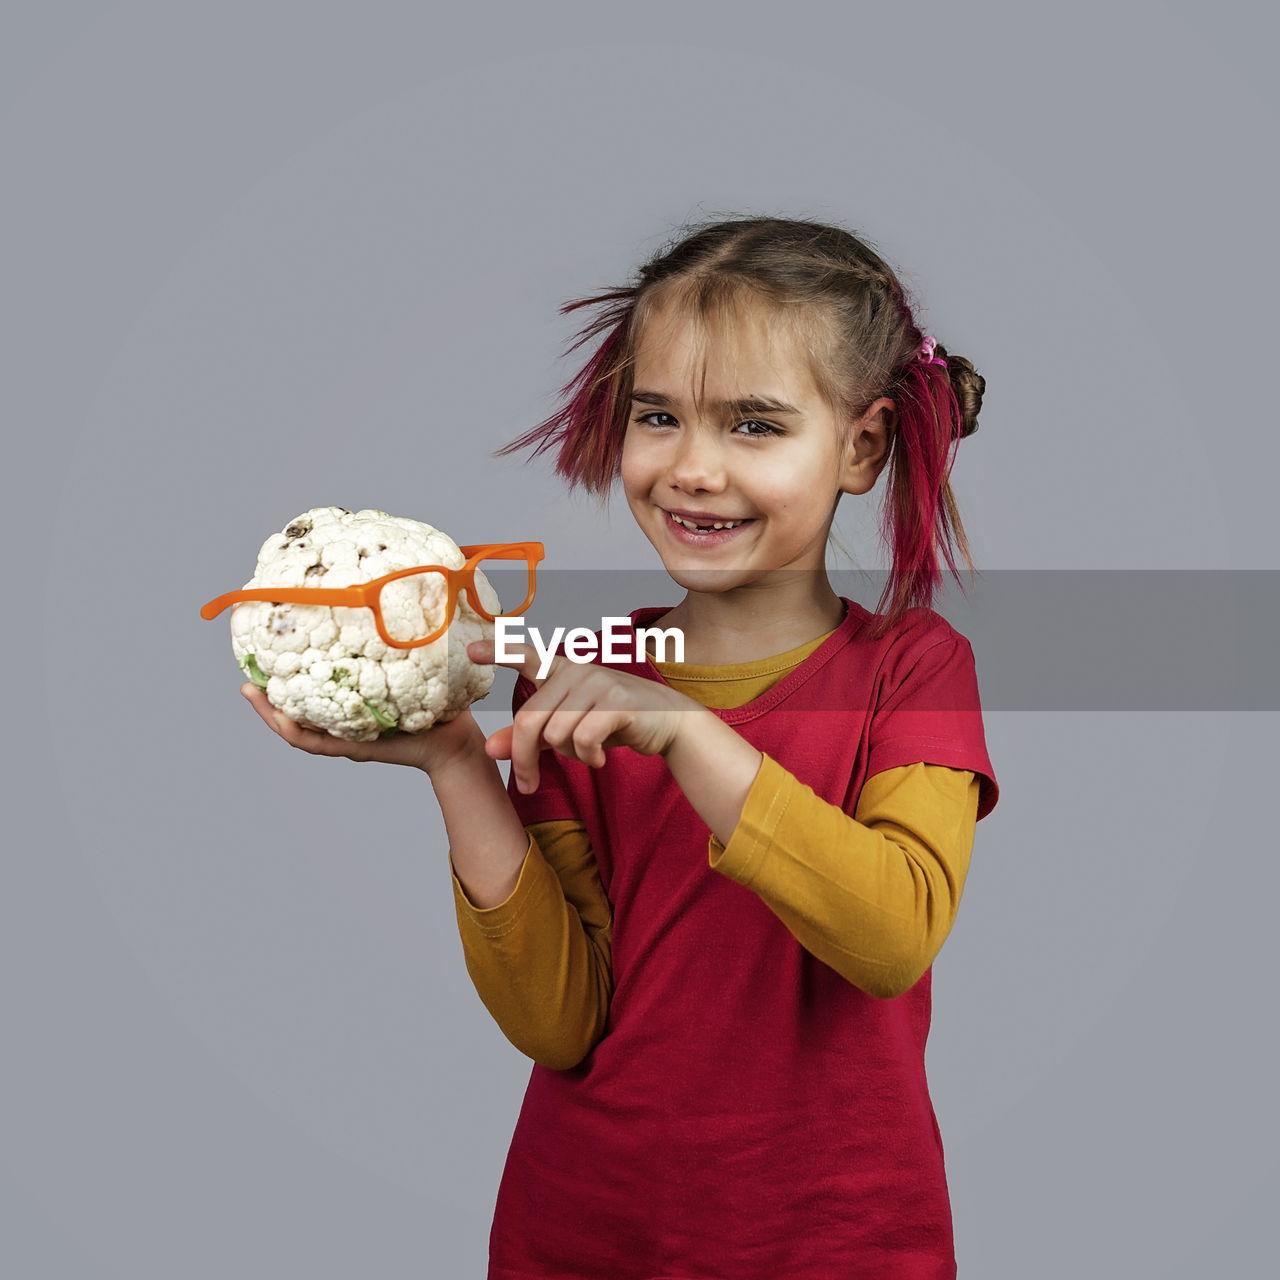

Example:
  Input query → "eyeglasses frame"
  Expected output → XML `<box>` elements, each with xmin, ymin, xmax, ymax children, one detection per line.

<box><xmin>200</xmin><ymin>541</ymin><xmax>544</xmax><ymax>649</ymax></box>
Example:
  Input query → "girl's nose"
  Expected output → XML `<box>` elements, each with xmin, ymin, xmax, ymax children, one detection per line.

<box><xmin>667</xmin><ymin>425</ymin><xmax>727</xmax><ymax>493</ymax></box>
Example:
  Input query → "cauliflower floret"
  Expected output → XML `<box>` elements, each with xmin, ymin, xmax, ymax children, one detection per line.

<box><xmin>227</xmin><ymin>507</ymin><xmax>499</xmax><ymax>740</ymax></box>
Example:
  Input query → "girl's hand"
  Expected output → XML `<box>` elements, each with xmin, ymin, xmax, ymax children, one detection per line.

<box><xmin>239</xmin><ymin>683</ymin><xmax>485</xmax><ymax>777</ymax></box>
<box><xmin>468</xmin><ymin>639</ymin><xmax>693</xmax><ymax>793</ymax></box>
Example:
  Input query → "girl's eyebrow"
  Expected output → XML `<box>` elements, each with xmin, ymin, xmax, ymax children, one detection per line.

<box><xmin>631</xmin><ymin>389</ymin><xmax>802</xmax><ymax>417</ymax></box>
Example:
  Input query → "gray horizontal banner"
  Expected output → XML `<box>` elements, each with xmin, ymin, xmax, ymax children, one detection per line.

<box><xmin>473</xmin><ymin>569</ymin><xmax>1280</xmax><ymax>711</ymax></box>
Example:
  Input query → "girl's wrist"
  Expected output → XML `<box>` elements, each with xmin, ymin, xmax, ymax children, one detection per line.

<box><xmin>417</xmin><ymin>714</ymin><xmax>490</xmax><ymax>781</ymax></box>
<box><xmin>659</xmin><ymin>701</ymin><xmax>764</xmax><ymax>845</ymax></box>
<box><xmin>659</xmin><ymin>698</ymin><xmax>713</xmax><ymax>758</ymax></box>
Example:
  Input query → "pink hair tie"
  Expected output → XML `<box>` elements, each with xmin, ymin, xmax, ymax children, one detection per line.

<box><xmin>918</xmin><ymin>334</ymin><xmax>948</xmax><ymax>367</ymax></box>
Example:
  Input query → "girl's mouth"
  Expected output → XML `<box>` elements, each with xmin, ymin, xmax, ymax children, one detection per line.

<box><xmin>663</xmin><ymin>509</ymin><xmax>755</xmax><ymax>546</ymax></box>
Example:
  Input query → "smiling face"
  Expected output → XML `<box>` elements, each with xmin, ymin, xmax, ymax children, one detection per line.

<box><xmin>620</xmin><ymin>295</ymin><xmax>879</xmax><ymax>598</ymax></box>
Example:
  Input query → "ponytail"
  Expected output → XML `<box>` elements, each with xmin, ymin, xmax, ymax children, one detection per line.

<box><xmin>867</xmin><ymin>337</ymin><xmax>979</xmax><ymax>640</ymax></box>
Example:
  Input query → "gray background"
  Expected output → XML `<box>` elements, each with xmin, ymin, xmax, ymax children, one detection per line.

<box><xmin>4</xmin><ymin>1</ymin><xmax>1276</xmax><ymax>1276</ymax></box>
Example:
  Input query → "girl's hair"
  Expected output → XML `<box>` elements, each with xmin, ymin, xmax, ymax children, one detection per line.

<box><xmin>499</xmin><ymin>214</ymin><xmax>986</xmax><ymax>638</ymax></box>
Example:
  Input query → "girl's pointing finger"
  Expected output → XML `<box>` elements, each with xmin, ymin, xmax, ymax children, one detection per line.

<box><xmin>480</xmin><ymin>720</ymin><xmax>542</xmax><ymax>793</ymax></box>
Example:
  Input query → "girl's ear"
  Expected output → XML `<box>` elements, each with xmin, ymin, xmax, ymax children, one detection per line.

<box><xmin>838</xmin><ymin>398</ymin><xmax>895</xmax><ymax>496</ymax></box>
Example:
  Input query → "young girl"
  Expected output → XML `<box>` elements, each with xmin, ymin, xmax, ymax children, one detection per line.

<box><xmin>243</xmin><ymin>214</ymin><xmax>999</xmax><ymax>1280</ymax></box>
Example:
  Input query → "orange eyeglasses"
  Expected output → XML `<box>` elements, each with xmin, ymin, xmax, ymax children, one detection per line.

<box><xmin>200</xmin><ymin>542</ymin><xmax>544</xmax><ymax>649</ymax></box>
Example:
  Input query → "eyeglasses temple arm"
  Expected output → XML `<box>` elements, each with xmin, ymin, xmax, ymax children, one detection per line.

<box><xmin>458</xmin><ymin>543</ymin><xmax>545</xmax><ymax>562</ymax></box>
<box><xmin>200</xmin><ymin>586</ymin><xmax>369</xmax><ymax>619</ymax></box>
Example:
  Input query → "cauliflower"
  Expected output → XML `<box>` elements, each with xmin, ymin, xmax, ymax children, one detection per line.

<box><xmin>228</xmin><ymin>507</ymin><xmax>499</xmax><ymax>740</ymax></box>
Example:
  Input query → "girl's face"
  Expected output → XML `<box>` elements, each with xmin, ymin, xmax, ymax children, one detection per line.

<box><xmin>620</xmin><ymin>302</ymin><xmax>886</xmax><ymax>596</ymax></box>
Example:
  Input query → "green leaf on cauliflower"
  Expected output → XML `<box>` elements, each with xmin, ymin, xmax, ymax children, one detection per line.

<box><xmin>238</xmin><ymin>652</ymin><xmax>270</xmax><ymax>689</ymax></box>
<box><xmin>363</xmin><ymin>700</ymin><xmax>398</xmax><ymax>730</ymax></box>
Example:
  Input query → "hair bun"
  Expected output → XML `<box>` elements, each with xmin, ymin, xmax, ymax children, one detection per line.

<box><xmin>933</xmin><ymin>345</ymin><xmax>984</xmax><ymax>439</ymax></box>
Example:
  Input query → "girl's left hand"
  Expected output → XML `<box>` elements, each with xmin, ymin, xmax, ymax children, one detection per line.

<box><xmin>467</xmin><ymin>639</ymin><xmax>695</xmax><ymax>793</ymax></box>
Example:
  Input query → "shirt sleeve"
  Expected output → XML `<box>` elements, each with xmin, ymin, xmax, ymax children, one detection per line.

<box><xmin>866</xmin><ymin>625</ymin><xmax>999</xmax><ymax>820</ymax></box>
<box><xmin>451</xmin><ymin>818</ymin><xmax>612</xmax><ymax>1070</ymax></box>
<box><xmin>708</xmin><ymin>756</ymin><xmax>980</xmax><ymax>999</ymax></box>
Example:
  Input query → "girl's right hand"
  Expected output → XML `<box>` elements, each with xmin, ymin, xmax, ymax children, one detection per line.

<box><xmin>239</xmin><ymin>683</ymin><xmax>486</xmax><ymax>777</ymax></box>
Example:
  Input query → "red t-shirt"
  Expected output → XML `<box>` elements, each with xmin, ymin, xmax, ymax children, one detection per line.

<box><xmin>491</xmin><ymin>600</ymin><xmax>999</xmax><ymax>1280</ymax></box>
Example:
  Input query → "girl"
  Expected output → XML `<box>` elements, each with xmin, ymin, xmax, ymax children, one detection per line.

<box><xmin>244</xmin><ymin>214</ymin><xmax>999</xmax><ymax>1280</ymax></box>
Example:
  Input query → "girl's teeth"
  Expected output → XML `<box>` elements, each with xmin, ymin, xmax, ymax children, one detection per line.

<box><xmin>672</xmin><ymin>514</ymin><xmax>744</xmax><ymax>531</ymax></box>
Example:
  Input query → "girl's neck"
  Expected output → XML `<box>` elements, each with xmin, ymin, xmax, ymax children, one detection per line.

<box><xmin>655</xmin><ymin>578</ymin><xmax>847</xmax><ymax>666</ymax></box>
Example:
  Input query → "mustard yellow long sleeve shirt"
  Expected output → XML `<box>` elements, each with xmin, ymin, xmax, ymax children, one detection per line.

<box><xmin>451</xmin><ymin>629</ymin><xmax>980</xmax><ymax>1069</ymax></box>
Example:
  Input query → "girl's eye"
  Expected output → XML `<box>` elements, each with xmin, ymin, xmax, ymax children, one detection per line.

<box><xmin>734</xmin><ymin>418</ymin><xmax>781</xmax><ymax>438</ymax></box>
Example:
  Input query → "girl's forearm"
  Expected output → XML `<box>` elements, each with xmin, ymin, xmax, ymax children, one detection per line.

<box><xmin>423</xmin><ymin>728</ymin><xmax>531</xmax><ymax>908</ymax></box>
<box><xmin>661</xmin><ymin>706</ymin><xmax>765</xmax><ymax>843</ymax></box>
